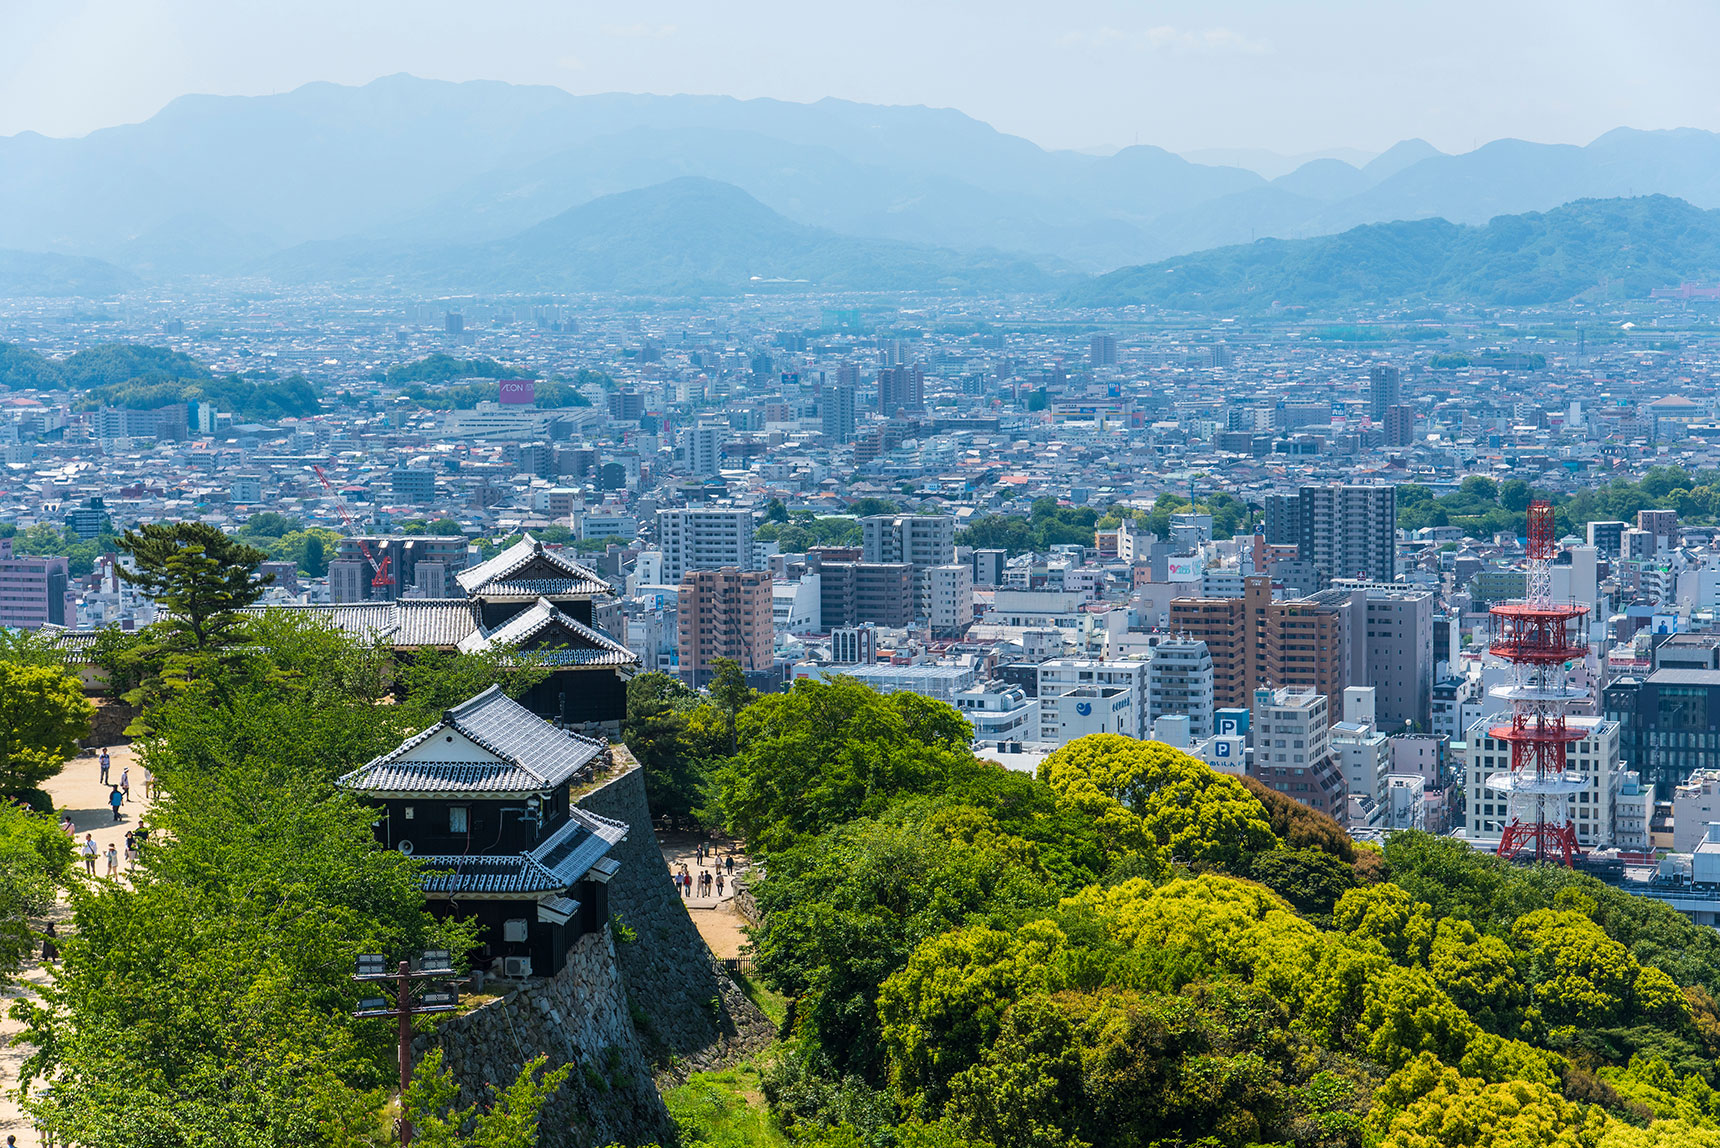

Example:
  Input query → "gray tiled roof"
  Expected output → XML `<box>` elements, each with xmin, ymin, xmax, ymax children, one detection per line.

<box><xmin>456</xmin><ymin>534</ymin><xmax>614</xmax><ymax>598</ymax></box>
<box><xmin>416</xmin><ymin>808</ymin><xmax>627</xmax><ymax>896</ymax></box>
<box><xmin>339</xmin><ymin>685</ymin><xmax>607</xmax><ymax>796</ymax></box>
<box><xmin>456</xmin><ymin>597</ymin><xmax>639</xmax><ymax>667</ymax></box>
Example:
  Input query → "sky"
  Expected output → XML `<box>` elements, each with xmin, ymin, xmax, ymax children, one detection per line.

<box><xmin>3</xmin><ymin>0</ymin><xmax>1719</xmax><ymax>156</ymax></box>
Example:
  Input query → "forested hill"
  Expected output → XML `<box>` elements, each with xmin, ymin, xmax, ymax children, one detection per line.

<box><xmin>649</xmin><ymin>674</ymin><xmax>1720</xmax><ymax>1148</ymax></box>
<box><xmin>0</xmin><ymin>342</ymin><xmax>319</xmax><ymax>420</ymax></box>
<box><xmin>1069</xmin><ymin>194</ymin><xmax>1720</xmax><ymax>312</ymax></box>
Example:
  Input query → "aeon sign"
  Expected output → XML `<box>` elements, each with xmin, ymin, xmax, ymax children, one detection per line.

<box><xmin>498</xmin><ymin>379</ymin><xmax>536</xmax><ymax>404</ymax></box>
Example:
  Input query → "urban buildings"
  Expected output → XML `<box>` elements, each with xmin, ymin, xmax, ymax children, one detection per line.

<box><xmin>1296</xmin><ymin>484</ymin><xmax>1397</xmax><ymax>583</ymax></box>
<box><xmin>677</xmin><ymin>567</ymin><xmax>772</xmax><ymax>689</ymax></box>
<box><xmin>1147</xmin><ymin>640</ymin><xmax>1215</xmax><ymax>739</ymax></box>
<box><xmin>656</xmin><ymin>508</ymin><xmax>757</xmax><ymax>584</ymax></box>
<box><xmin>1249</xmin><ymin>687</ymin><xmax>1347</xmax><ymax>819</ymax></box>
<box><xmin>0</xmin><ymin>539</ymin><xmax>71</xmax><ymax>628</ymax></box>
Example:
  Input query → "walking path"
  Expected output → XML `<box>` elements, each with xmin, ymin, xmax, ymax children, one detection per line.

<box><xmin>0</xmin><ymin>741</ymin><xmax>154</xmax><ymax>1143</ymax></box>
<box><xmin>658</xmin><ymin>832</ymin><xmax>754</xmax><ymax>960</ymax></box>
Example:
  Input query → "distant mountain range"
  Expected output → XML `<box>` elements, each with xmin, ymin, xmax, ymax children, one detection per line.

<box><xmin>7</xmin><ymin>74</ymin><xmax>1720</xmax><ymax>282</ymax></box>
<box><xmin>0</xmin><ymin>249</ymin><xmax>138</xmax><ymax>297</ymax></box>
<box><xmin>1069</xmin><ymin>196</ymin><xmax>1720</xmax><ymax>312</ymax></box>
<box><xmin>264</xmin><ymin>177</ymin><xmax>1062</xmax><ymax>295</ymax></box>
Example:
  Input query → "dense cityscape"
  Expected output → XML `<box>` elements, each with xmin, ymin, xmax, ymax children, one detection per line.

<box><xmin>8</xmin><ymin>6</ymin><xmax>1720</xmax><ymax>1146</ymax></box>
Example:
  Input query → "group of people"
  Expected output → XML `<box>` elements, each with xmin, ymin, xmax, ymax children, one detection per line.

<box><xmin>72</xmin><ymin>825</ymin><xmax>147</xmax><ymax>878</ymax></box>
<box><xmin>97</xmin><ymin>748</ymin><xmax>151</xmax><ymax>822</ymax></box>
<box><xmin>673</xmin><ymin>843</ymin><xmax>737</xmax><ymax>900</ymax></box>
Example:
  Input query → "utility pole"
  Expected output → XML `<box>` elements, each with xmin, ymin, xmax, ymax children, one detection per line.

<box><xmin>354</xmin><ymin>951</ymin><xmax>461</xmax><ymax>1145</ymax></box>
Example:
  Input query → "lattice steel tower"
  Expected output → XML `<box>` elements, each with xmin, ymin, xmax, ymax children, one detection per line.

<box><xmin>1485</xmin><ymin>500</ymin><xmax>1589</xmax><ymax>865</ymax></box>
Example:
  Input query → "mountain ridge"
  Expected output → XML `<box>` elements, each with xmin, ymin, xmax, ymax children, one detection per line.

<box><xmin>5</xmin><ymin>75</ymin><xmax>1720</xmax><ymax>275</ymax></box>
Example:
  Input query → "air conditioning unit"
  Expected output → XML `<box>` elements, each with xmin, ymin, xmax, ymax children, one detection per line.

<box><xmin>502</xmin><ymin>918</ymin><xmax>529</xmax><ymax>942</ymax></box>
<box><xmin>503</xmin><ymin>956</ymin><xmax>533</xmax><ymax>978</ymax></box>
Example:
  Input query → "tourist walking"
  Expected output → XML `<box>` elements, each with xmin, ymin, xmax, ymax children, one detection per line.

<box><xmin>144</xmin><ymin>768</ymin><xmax>155</xmax><ymax>800</ymax></box>
<box><xmin>105</xmin><ymin>842</ymin><xmax>119</xmax><ymax>877</ymax></box>
<box><xmin>98</xmin><ymin>748</ymin><xmax>110</xmax><ymax>785</ymax></box>
<box><xmin>124</xmin><ymin>831</ymin><xmax>137</xmax><ymax>867</ymax></box>
<box><xmin>108</xmin><ymin>786</ymin><xmax>124</xmax><ymax>822</ymax></box>
<box><xmin>716</xmin><ymin>872</ymin><xmax>725</xmax><ymax>897</ymax></box>
<box><xmin>40</xmin><ymin>922</ymin><xmax>57</xmax><ymax>963</ymax></box>
<box><xmin>82</xmin><ymin>834</ymin><xmax>97</xmax><ymax>876</ymax></box>
<box><xmin>725</xmin><ymin>855</ymin><xmax>734</xmax><ymax>875</ymax></box>
<box><xmin>120</xmin><ymin>767</ymin><xmax>130</xmax><ymax>804</ymax></box>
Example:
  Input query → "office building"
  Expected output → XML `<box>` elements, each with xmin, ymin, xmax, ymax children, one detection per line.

<box><xmin>972</xmin><ymin>549</ymin><xmax>1007</xmax><ymax>587</ymax></box>
<box><xmin>1368</xmin><ymin>365</ymin><xmax>1401</xmax><ymax>421</ymax></box>
<box><xmin>878</xmin><ymin>365</ymin><xmax>924</xmax><ymax>415</ymax></box>
<box><xmin>1297</xmin><ymin>484</ymin><xmax>1396</xmax><ymax>582</ymax></box>
<box><xmin>1249</xmin><ymin>687</ymin><xmax>1346</xmax><ymax>819</ymax></box>
<box><xmin>1040</xmin><ymin>687</ymin><xmax>1136</xmax><ymax>745</ymax></box>
<box><xmin>821</xmin><ymin>384</ymin><xmax>857</xmax><ymax>442</ymax></box>
<box><xmin>1147</xmin><ymin>640</ymin><xmax>1215</xmax><ymax>738</ymax></box>
<box><xmin>677</xmin><ymin>567</ymin><xmax>772</xmax><ymax>689</ymax></box>
<box><xmin>956</xmin><ymin>683</ymin><xmax>1038</xmax><ymax>745</ymax></box>
<box><xmin>1603</xmin><ymin>669</ymin><xmax>1720</xmax><ymax>795</ymax></box>
<box><xmin>90</xmin><ymin>404</ymin><xmax>189</xmax><ymax>442</ymax></box>
<box><xmin>335</xmin><ymin>536</ymin><xmax>472</xmax><ymax>602</ymax></box>
<box><xmin>1089</xmin><ymin>333</ymin><xmax>1117</xmax><ymax>367</ymax></box>
<box><xmin>656</xmin><ymin>508</ymin><xmax>757</xmax><ymax>584</ymax></box>
<box><xmin>1586</xmin><ymin>520</ymin><xmax>1627</xmax><ymax>559</ymax></box>
<box><xmin>391</xmin><ymin>467</ymin><xmax>437</xmax><ymax>505</ymax></box>
<box><xmin>1263</xmin><ymin>495</ymin><xmax>1301</xmax><ymax>546</ymax></box>
<box><xmin>1168</xmin><ymin>581</ymin><xmax>1260</xmax><ymax>709</ymax></box>
<box><xmin>64</xmin><ymin>499</ymin><xmax>111</xmax><ymax>540</ymax></box>
<box><xmin>817</xmin><ymin>562</ymin><xmax>913</xmax><ymax>628</ymax></box>
<box><xmin>1039</xmin><ymin>660</ymin><xmax>1149</xmax><ymax>739</ymax></box>
<box><xmin>0</xmin><ymin>540</ymin><xmax>70</xmax><ymax>629</ymax></box>
<box><xmin>861</xmin><ymin>514</ymin><xmax>956</xmax><ymax>568</ymax></box>
<box><xmin>862</xmin><ymin>514</ymin><xmax>957</xmax><ymax>617</ymax></box>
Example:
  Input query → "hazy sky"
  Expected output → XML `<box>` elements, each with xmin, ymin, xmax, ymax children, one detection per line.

<box><xmin>4</xmin><ymin>0</ymin><xmax>1719</xmax><ymax>155</ymax></box>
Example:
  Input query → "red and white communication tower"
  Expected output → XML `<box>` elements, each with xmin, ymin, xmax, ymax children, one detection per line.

<box><xmin>1485</xmin><ymin>500</ymin><xmax>1589</xmax><ymax>865</ymax></box>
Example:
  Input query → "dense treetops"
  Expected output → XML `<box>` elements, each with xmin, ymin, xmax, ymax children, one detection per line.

<box><xmin>704</xmin><ymin>677</ymin><xmax>1720</xmax><ymax>1148</ymax></box>
<box><xmin>0</xmin><ymin>341</ymin><xmax>320</xmax><ymax>420</ymax></box>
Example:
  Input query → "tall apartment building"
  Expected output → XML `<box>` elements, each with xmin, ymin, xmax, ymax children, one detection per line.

<box><xmin>821</xmin><ymin>384</ymin><xmax>857</xmax><ymax>442</ymax></box>
<box><xmin>878</xmin><ymin>365</ymin><xmax>924</xmax><ymax>415</ymax></box>
<box><xmin>926</xmin><ymin>564</ymin><xmax>974</xmax><ymax>637</ymax></box>
<box><xmin>677</xmin><ymin>567</ymin><xmax>772</xmax><ymax>689</ymax></box>
<box><xmin>1089</xmin><ymin>333</ymin><xmax>1117</xmax><ymax>367</ymax></box>
<box><xmin>89</xmin><ymin>403</ymin><xmax>188</xmax><ymax>441</ymax></box>
<box><xmin>1297</xmin><ymin>484</ymin><xmax>1396</xmax><ymax>582</ymax></box>
<box><xmin>686</xmin><ymin>424</ymin><xmax>723</xmax><ymax>477</ymax></box>
<box><xmin>656</xmin><ymin>508</ymin><xmax>757</xmax><ymax>585</ymax></box>
<box><xmin>1147</xmin><ymin>640</ymin><xmax>1215</xmax><ymax>738</ymax></box>
<box><xmin>1259</xmin><ymin>587</ymin><xmax>1363</xmax><ymax>718</ymax></box>
<box><xmin>1168</xmin><ymin>580</ymin><xmax>1261</xmax><ymax>709</ymax></box>
<box><xmin>1361</xmin><ymin>590</ymin><xmax>1434</xmax><ymax>731</ymax></box>
<box><xmin>1368</xmin><ymin>364</ymin><xmax>1401</xmax><ymax>421</ymax></box>
<box><xmin>1249</xmin><ymin>687</ymin><xmax>1347</xmax><ymax>819</ymax></box>
<box><xmin>1587</xmin><ymin>520</ymin><xmax>1627</xmax><ymax>558</ymax></box>
<box><xmin>1383</xmin><ymin>403</ymin><xmax>1415</xmax><ymax>447</ymax></box>
<box><xmin>1263</xmin><ymin>494</ymin><xmax>1301</xmax><ymax>546</ymax></box>
<box><xmin>0</xmin><ymin>540</ymin><xmax>70</xmax><ymax>629</ymax></box>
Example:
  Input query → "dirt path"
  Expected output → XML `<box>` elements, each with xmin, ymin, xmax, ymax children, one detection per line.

<box><xmin>0</xmin><ymin>741</ymin><xmax>154</xmax><ymax>1142</ymax></box>
<box><xmin>658</xmin><ymin>832</ymin><xmax>756</xmax><ymax>960</ymax></box>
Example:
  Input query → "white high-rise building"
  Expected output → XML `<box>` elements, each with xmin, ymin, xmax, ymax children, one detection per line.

<box><xmin>1147</xmin><ymin>640</ymin><xmax>1215</xmax><ymax>738</ymax></box>
<box><xmin>1038</xmin><ymin>660</ymin><xmax>1149</xmax><ymax>739</ymax></box>
<box><xmin>656</xmin><ymin>508</ymin><xmax>757</xmax><ymax>584</ymax></box>
<box><xmin>927</xmin><ymin>564</ymin><xmax>974</xmax><ymax>636</ymax></box>
<box><xmin>686</xmin><ymin>423</ymin><xmax>723</xmax><ymax>476</ymax></box>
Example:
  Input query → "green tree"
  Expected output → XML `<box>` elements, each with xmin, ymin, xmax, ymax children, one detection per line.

<box><xmin>1038</xmin><ymin>735</ymin><xmax>1277</xmax><ymax>869</ymax></box>
<box><xmin>117</xmin><ymin>522</ymin><xmax>272</xmax><ymax>650</ymax></box>
<box><xmin>303</xmin><ymin>532</ymin><xmax>328</xmax><ymax>577</ymax></box>
<box><xmin>623</xmin><ymin>672</ymin><xmax>718</xmax><ymax>823</ymax></box>
<box><xmin>0</xmin><ymin>661</ymin><xmax>93</xmax><ymax>795</ymax></box>
<box><xmin>708</xmin><ymin>656</ymin><xmax>754</xmax><ymax>755</ymax></box>
<box><xmin>393</xmin><ymin>1051</ymin><xmax>571</xmax><ymax>1148</ymax></box>
<box><xmin>715</xmin><ymin>677</ymin><xmax>974</xmax><ymax>853</ymax></box>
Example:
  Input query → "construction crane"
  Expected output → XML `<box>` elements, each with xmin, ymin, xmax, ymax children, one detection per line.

<box><xmin>314</xmin><ymin>465</ymin><xmax>394</xmax><ymax>591</ymax></box>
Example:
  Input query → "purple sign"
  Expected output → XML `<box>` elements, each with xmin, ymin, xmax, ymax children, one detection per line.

<box><xmin>498</xmin><ymin>378</ymin><xmax>535</xmax><ymax>405</ymax></box>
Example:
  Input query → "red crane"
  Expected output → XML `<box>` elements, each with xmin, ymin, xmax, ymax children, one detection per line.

<box><xmin>314</xmin><ymin>465</ymin><xmax>394</xmax><ymax>591</ymax></box>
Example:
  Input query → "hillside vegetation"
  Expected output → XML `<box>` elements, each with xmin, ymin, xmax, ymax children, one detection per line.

<box><xmin>691</xmin><ymin>677</ymin><xmax>1720</xmax><ymax>1148</ymax></box>
<box><xmin>0</xmin><ymin>342</ymin><xmax>319</xmax><ymax>420</ymax></box>
<box><xmin>1071</xmin><ymin>195</ymin><xmax>1720</xmax><ymax>312</ymax></box>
